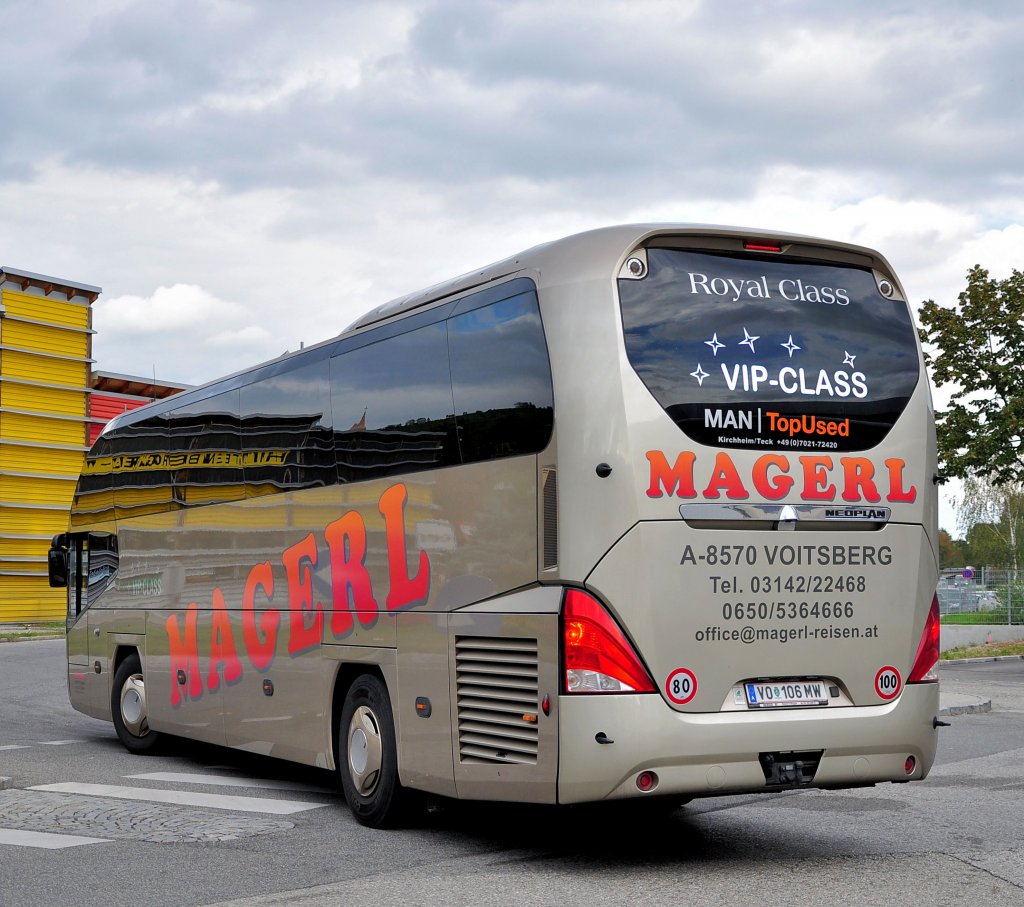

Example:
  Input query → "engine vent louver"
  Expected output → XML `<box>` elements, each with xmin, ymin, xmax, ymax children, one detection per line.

<box><xmin>456</xmin><ymin>636</ymin><xmax>539</xmax><ymax>765</ymax></box>
<box><xmin>542</xmin><ymin>467</ymin><xmax>557</xmax><ymax>569</ymax></box>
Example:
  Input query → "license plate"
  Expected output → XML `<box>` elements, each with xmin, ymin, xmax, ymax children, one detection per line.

<box><xmin>745</xmin><ymin>680</ymin><xmax>828</xmax><ymax>709</ymax></box>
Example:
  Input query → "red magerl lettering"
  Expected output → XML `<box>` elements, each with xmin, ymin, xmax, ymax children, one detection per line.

<box><xmin>163</xmin><ymin>482</ymin><xmax>431</xmax><ymax>705</ymax></box>
<box><xmin>646</xmin><ymin>450</ymin><xmax>917</xmax><ymax>504</ymax></box>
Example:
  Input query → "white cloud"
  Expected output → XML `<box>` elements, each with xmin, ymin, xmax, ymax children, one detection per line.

<box><xmin>96</xmin><ymin>284</ymin><xmax>247</xmax><ymax>333</ymax></box>
<box><xmin>92</xmin><ymin>282</ymin><xmax>282</xmax><ymax>384</ymax></box>
<box><xmin>207</xmin><ymin>324</ymin><xmax>277</xmax><ymax>347</ymax></box>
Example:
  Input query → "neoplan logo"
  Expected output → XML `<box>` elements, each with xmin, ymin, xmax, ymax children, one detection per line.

<box><xmin>824</xmin><ymin>507</ymin><xmax>891</xmax><ymax>521</ymax></box>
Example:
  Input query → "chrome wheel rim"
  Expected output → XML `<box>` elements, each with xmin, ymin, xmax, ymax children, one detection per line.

<box><xmin>347</xmin><ymin>705</ymin><xmax>382</xmax><ymax>796</ymax></box>
<box><xmin>120</xmin><ymin>674</ymin><xmax>149</xmax><ymax>737</ymax></box>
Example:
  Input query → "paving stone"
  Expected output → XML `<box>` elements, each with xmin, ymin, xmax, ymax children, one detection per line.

<box><xmin>0</xmin><ymin>789</ymin><xmax>294</xmax><ymax>843</ymax></box>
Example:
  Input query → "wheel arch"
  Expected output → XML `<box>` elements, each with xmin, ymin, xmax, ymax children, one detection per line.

<box><xmin>110</xmin><ymin>644</ymin><xmax>139</xmax><ymax>678</ymax></box>
<box><xmin>328</xmin><ymin>656</ymin><xmax>397</xmax><ymax>773</ymax></box>
<box><xmin>107</xmin><ymin>644</ymin><xmax>140</xmax><ymax>721</ymax></box>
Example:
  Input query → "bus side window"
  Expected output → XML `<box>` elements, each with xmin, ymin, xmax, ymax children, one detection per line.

<box><xmin>48</xmin><ymin>534</ymin><xmax>70</xmax><ymax>588</ymax></box>
<box><xmin>447</xmin><ymin>291</ymin><xmax>554</xmax><ymax>463</ymax></box>
<box><xmin>108</xmin><ymin>413</ymin><xmax>170</xmax><ymax>522</ymax></box>
<box><xmin>240</xmin><ymin>358</ymin><xmax>334</xmax><ymax>497</ymax></box>
<box><xmin>61</xmin><ymin>533</ymin><xmax>120</xmax><ymax>620</ymax></box>
<box><xmin>165</xmin><ymin>390</ymin><xmax>243</xmax><ymax>507</ymax></box>
<box><xmin>85</xmin><ymin>533</ymin><xmax>119</xmax><ymax>606</ymax></box>
<box><xmin>58</xmin><ymin>536</ymin><xmax>86</xmax><ymax>620</ymax></box>
<box><xmin>72</xmin><ymin>434</ymin><xmax>116</xmax><ymax>530</ymax></box>
<box><xmin>330</xmin><ymin>322</ymin><xmax>459</xmax><ymax>482</ymax></box>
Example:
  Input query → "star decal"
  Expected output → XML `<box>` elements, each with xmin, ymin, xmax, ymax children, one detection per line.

<box><xmin>843</xmin><ymin>351</ymin><xmax>857</xmax><ymax>368</ymax></box>
<box><xmin>781</xmin><ymin>335</ymin><xmax>801</xmax><ymax>358</ymax></box>
<box><xmin>739</xmin><ymin>328</ymin><xmax>759</xmax><ymax>353</ymax></box>
<box><xmin>690</xmin><ymin>364</ymin><xmax>710</xmax><ymax>386</ymax></box>
<box><xmin>704</xmin><ymin>333</ymin><xmax>725</xmax><ymax>356</ymax></box>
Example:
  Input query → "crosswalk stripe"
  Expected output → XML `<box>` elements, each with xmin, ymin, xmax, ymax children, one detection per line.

<box><xmin>0</xmin><ymin>828</ymin><xmax>109</xmax><ymax>849</ymax></box>
<box><xmin>127</xmin><ymin>771</ymin><xmax>336</xmax><ymax>794</ymax></box>
<box><xmin>30</xmin><ymin>782</ymin><xmax>327</xmax><ymax>815</ymax></box>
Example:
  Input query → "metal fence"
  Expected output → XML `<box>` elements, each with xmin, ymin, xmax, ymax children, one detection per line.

<box><xmin>937</xmin><ymin>568</ymin><xmax>1024</xmax><ymax>625</ymax></box>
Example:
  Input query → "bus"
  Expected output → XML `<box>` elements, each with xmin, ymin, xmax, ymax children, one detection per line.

<box><xmin>51</xmin><ymin>224</ymin><xmax>941</xmax><ymax>827</ymax></box>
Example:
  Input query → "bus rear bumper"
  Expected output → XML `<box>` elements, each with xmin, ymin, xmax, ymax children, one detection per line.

<box><xmin>556</xmin><ymin>683</ymin><xmax>940</xmax><ymax>804</ymax></box>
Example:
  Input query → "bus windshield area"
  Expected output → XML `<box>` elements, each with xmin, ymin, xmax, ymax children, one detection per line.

<box><xmin>618</xmin><ymin>248</ymin><xmax>920</xmax><ymax>452</ymax></box>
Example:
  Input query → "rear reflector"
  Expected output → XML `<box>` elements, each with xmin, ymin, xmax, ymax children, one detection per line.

<box><xmin>636</xmin><ymin>771</ymin><xmax>659</xmax><ymax>792</ymax></box>
<box><xmin>563</xmin><ymin>589</ymin><xmax>655</xmax><ymax>693</ymax></box>
<box><xmin>907</xmin><ymin>594</ymin><xmax>940</xmax><ymax>683</ymax></box>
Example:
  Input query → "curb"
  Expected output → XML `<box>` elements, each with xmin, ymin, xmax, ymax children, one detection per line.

<box><xmin>941</xmin><ymin>654</ymin><xmax>1024</xmax><ymax>665</ymax></box>
<box><xmin>0</xmin><ymin>624</ymin><xmax>65</xmax><ymax>643</ymax></box>
<box><xmin>938</xmin><ymin>696</ymin><xmax>992</xmax><ymax>716</ymax></box>
<box><xmin>0</xmin><ymin>634</ymin><xmax>64</xmax><ymax>643</ymax></box>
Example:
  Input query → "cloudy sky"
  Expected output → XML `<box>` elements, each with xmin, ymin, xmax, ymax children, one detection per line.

<box><xmin>2</xmin><ymin>0</ymin><xmax>1022</xmax><ymax>532</ymax></box>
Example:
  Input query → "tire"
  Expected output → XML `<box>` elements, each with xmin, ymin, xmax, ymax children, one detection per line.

<box><xmin>338</xmin><ymin>673</ymin><xmax>406</xmax><ymax>828</ymax></box>
<box><xmin>111</xmin><ymin>652</ymin><xmax>161</xmax><ymax>754</ymax></box>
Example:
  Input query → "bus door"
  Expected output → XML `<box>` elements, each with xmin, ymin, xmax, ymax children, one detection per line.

<box><xmin>54</xmin><ymin>533</ymin><xmax>113</xmax><ymax>720</ymax></box>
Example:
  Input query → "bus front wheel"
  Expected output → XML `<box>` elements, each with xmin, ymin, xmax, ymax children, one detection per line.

<box><xmin>339</xmin><ymin>673</ymin><xmax>406</xmax><ymax>827</ymax></box>
<box><xmin>111</xmin><ymin>652</ymin><xmax>161</xmax><ymax>754</ymax></box>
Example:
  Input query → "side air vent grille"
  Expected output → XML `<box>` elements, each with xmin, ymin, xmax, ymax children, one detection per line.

<box><xmin>541</xmin><ymin>467</ymin><xmax>557</xmax><ymax>569</ymax></box>
<box><xmin>455</xmin><ymin>636</ymin><xmax>539</xmax><ymax>765</ymax></box>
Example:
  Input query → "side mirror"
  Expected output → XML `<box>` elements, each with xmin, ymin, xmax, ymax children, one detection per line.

<box><xmin>48</xmin><ymin>536</ymin><xmax>69</xmax><ymax>588</ymax></box>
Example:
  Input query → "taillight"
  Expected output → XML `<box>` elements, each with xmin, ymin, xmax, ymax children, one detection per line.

<box><xmin>562</xmin><ymin>589</ymin><xmax>655</xmax><ymax>693</ymax></box>
<box><xmin>907</xmin><ymin>594</ymin><xmax>940</xmax><ymax>683</ymax></box>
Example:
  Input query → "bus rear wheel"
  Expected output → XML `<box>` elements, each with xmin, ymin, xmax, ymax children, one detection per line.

<box><xmin>339</xmin><ymin>673</ymin><xmax>406</xmax><ymax>828</ymax></box>
<box><xmin>111</xmin><ymin>653</ymin><xmax>161</xmax><ymax>754</ymax></box>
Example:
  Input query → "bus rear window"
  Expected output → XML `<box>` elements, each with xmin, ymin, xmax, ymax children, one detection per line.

<box><xmin>618</xmin><ymin>248</ymin><xmax>920</xmax><ymax>452</ymax></box>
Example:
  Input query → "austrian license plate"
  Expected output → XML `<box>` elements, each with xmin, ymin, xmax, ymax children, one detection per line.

<box><xmin>745</xmin><ymin>680</ymin><xmax>828</xmax><ymax>709</ymax></box>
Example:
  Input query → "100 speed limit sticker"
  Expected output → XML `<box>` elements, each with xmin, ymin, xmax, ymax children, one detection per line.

<box><xmin>665</xmin><ymin>668</ymin><xmax>698</xmax><ymax>704</ymax></box>
<box><xmin>874</xmin><ymin>665</ymin><xmax>902</xmax><ymax>700</ymax></box>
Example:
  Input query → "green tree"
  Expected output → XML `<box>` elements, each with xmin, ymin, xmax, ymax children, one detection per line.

<box><xmin>956</xmin><ymin>476</ymin><xmax>1024</xmax><ymax>571</ymax></box>
<box><xmin>965</xmin><ymin>522</ymin><xmax>1006</xmax><ymax>568</ymax></box>
<box><xmin>918</xmin><ymin>265</ymin><xmax>1024</xmax><ymax>485</ymax></box>
<box><xmin>937</xmin><ymin>529</ymin><xmax>967</xmax><ymax>568</ymax></box>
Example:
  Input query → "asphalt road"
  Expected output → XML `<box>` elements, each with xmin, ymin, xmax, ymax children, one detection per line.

<box><xmin>1</xmin><ymin>639</ymin><xmax>1022</xmax><ymax>907</ymax></box>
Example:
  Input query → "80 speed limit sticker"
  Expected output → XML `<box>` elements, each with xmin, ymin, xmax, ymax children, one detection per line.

<box><xmin>665</xmin><ymin>668</ymin><xmax>698</xmax><ymax>704</ymax></box>
<box><xmin>874</xmin><ymin>665</ymin><xmax>902</xmax><ymax>701</ymax></box>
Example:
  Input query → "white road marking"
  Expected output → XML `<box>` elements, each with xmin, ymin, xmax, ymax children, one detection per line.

<box><xmin>0</xmin><ymin>745</ymin><xmax>29</xmax><ymax>751</ymax></box>
<box><xmin>30</xmin><ymin>782</ymin><xmax>327</xmax><ymax>815</ymax></box>
<box><xmin>38</xmin><ymin>740</ymin><xmax>83</xmax><ymax>746</ymax></box>
<box><xmin>127</xmin><ymin>771</ymin><xmax>335</xmax><ymax>794</ymax></box>
<box><xmin>0</xmin><ymin>828</ymin><xmax>109</xmax><ymax>849</ymax></box>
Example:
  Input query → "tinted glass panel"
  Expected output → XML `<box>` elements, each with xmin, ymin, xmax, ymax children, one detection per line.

<box><xmin>240</xmin><ymin>359</ymin><xmax>335</xmax><ymax>496</ymax></box>
<box><xmin>107</xmin><ymin>414</ymin><xmax>171</xmax><ymax>521</ymax></box>
<box><xmin>84</xmin><ymin>534</ymin><xmax>118</xmax><ymax>608</ymax></box>
<box><xmin>71</xmin><ymin>434</ymin><xmax>116</xmax><ymax>530</ymax></box>
<box><xmin>448</xmin><ymin>291</ymin><xmax>554</xmax><ymax>463</ymax></box>
<box><xmin>619</xmin><ymin>248</ymin><xmax>920</xmax><ymax>452</ymax></box>
<box><xmin>331</xmin><ymin>322</ymin><xmax>459</xmax><ymax>481</ymax></box>
<box><xmin>165</xmin><ymin>390</ymin><xmax>244</xmax><ymax>505</ymax></box>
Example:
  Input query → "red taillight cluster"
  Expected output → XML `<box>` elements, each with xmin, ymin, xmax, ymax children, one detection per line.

<box><xmin>907</xmin><ymin>594</ymin><xmax>941</xmax><ymax>683</ymax></box>
<box><xmin>562</xmin><ymin>589</ymin><xmax>655</xmax><ymax>694</ymax></box>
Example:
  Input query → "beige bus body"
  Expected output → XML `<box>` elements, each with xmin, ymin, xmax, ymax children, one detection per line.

<box><xmin>61</xmin><ymin>225</ymin><xmax>939</xmax><ymax>821</ymax></box>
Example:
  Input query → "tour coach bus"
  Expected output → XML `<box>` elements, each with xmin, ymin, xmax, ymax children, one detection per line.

<box><xmin>51</xmin><ymin>225</ymin><xmax>941</xmax><ymax>826</ymax></box>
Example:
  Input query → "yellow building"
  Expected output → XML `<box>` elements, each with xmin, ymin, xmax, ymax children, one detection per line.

<box><xmin>0</xmin><ymin>267</ymin><xmax>99</xmax><ymax>622</ymax></box>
